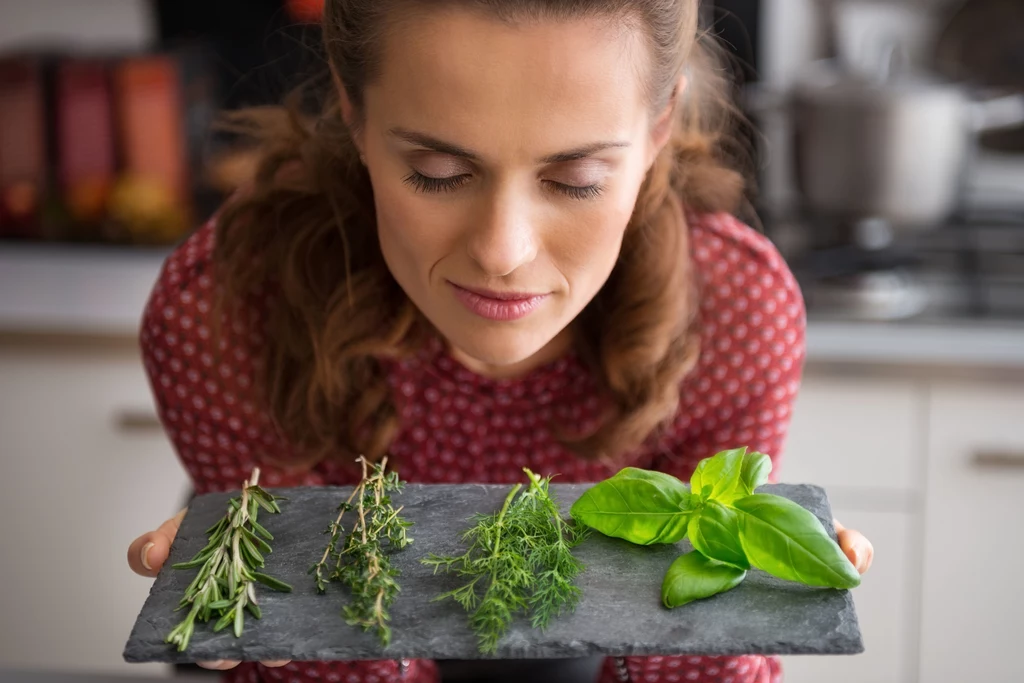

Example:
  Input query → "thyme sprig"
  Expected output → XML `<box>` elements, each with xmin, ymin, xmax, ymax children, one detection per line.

<box><xmin>421</xmin><ymin>468</ymin><xmax>589</xmax><ymax>654</ymax></box>
<box><xmin>165</xmin><ymin>468</ymin><xmax>293</xmax><ymax>652</ymax></box>
<box><xmin>310</xmin><ymin>456</ymin><xmax>413</xmax><ymax>646</ymax></box>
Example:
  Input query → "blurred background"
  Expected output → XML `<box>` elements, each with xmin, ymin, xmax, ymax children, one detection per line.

<box><xmin>0</xmin><ymin>1</ymin><xmax>1021</xmax><ymax>682</ymax></box>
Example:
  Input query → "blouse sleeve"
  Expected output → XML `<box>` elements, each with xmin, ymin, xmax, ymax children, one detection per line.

<box><xmin>648</xmin><ymin>212</ymin><xmax>807</xmax><ymax>483</ymax></box>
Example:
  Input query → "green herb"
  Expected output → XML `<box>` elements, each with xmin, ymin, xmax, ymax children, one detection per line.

<box><xmin>309</xmin><ymin>456</ymin><xmax>412</xmax><ymax>647</ymax></box>
<box><xmin>165</xmin><ymin>468</ymin><xmax>292</xmax><ymax>652</ymax></box>
<box><xmin>661</xmin><ymin>550</ymin><xmax>746</xmax><ymax>608</ymax></box>
<box><xmin>570</xmin><ymin>447</ymin><xmax>860</xmax><ymax>608</ymax></box>
<box><xmin>568</xmin><ymin>467</ymin><xmax>697</xmax><ymax>545</ymax></box>
<box><xmin>687</xmin><ymin>499</ymin><xmax>748</xmax><ymax>570</ymax></box>
<box><xmin>732</xmin><ymin>494</ymin><xmax>860</xmax><ymax>588</ymax></box>
<box><xmin>421</xmin><ymin>468</ymin><xmax>588</xmax><ymax>654</ymax></box>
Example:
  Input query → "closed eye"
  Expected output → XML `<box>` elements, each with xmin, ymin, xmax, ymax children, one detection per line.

<box><xmin>548</xmin><ymin>181</ymin><xmax>604</xmax><ymax>200</ymax></box>
<box><xmin>403</xmin><ymin>171</ymin><xmax>469</xmax><ymax>194</ymax></box>
<box><xmin>404</xmin><ymin>171</ymin><xmax>604</xmax><ymax>201</ymax></box>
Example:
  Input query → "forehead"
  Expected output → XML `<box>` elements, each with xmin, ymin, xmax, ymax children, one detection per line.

<box><xmin>365</xmin><ymin>8</ymin><xmax>651</xmax><ymax>158</ymax></box>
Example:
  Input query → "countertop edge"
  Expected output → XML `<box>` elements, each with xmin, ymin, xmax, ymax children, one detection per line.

<box><xmin>3</xmin><ymin>244</ymin><xmax>1024</xmax><ymax>376</ymax></box>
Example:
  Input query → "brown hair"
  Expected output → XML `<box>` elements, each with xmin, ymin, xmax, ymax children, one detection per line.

<box><xmin>212</xmin><ymin>0</ymin><xmax>750</xmax><ymax>468</ymax></box>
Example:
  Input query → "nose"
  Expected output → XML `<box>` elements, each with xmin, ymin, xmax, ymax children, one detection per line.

<box><xmin>465</xmin><ymin>187</ymin><xmax>538</xmax><ymax>277</ymax></box>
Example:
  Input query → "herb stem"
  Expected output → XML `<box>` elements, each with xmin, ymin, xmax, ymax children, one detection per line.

<box><xmin>491</xmin><ymin>483</ymin><xmax>522</xmax><ymax>559</ymax></box>
<box><xmin>311</xmin><ymin>455</ymin><xmax>412</xmax><ymax>646</ymax></box>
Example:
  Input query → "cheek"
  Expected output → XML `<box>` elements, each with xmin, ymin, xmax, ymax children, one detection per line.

<box><xmin>372</xmin><ymin>181</ymin><xmax>457</xmax><ymax>281</ymax></box>
<box><xmin>550</xmin><ymin>189</ymin><xmax>635</xmax><ymax>290</ymax></box>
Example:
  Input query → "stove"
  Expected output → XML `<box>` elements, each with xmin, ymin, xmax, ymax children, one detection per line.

<box><xmin>769</xmin><ymin>207</ymin><xmax>1024</xmax><ymax>323</ymax></box>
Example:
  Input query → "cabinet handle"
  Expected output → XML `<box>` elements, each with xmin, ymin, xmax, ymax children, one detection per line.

<box><xmin>115</xmin><ymin>410</ymin><xmax>163</xmax><ymax>433</ymax></box>
<box><xmin>972</xmin><ymin>450</ymin><xmax>1024</xmax><ymax>470</ymax></box>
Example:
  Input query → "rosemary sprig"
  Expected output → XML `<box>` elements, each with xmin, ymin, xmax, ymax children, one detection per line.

<box><xmin>421</xmin><ymin>468</ymin><xmax>589</xmax><ymax>654</ymax></box>
<box><xmin>309</xmin><ymin>456</ymin><xmax>413</xmax><ymax>646</ymax></box>
<box><xmin>165</xmin><ymin>468</ymin><xmax>293</xmax><ymax>652</ymax></box>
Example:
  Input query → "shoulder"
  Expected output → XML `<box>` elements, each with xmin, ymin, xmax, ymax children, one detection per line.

<box><xmin>139</xmin><ymin>217</ymin><xmax>220</xmax><ymax>367</ymax></box>
<box><xmin>687</xmin><ymin>210</ymin><xmax>800</xmax><ymax>302</ymax></box>
<box><xmin>686</xmin><ymin>211</ymin><xmax>805</xmax><ymax>342</ymax></box>
<box><xmin>139</xmin><ymin>213</ymin><xmax>287</xmax><ymax>489</ymax></box>
<box><xmin>645</xmin><ymin>211</ymin><xmax>806</xmax><ymax>469</ymax></box>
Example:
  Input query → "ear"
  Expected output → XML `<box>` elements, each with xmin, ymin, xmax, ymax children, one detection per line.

<box><xmin>647</xmin><ymin>74</ymin><xmax>687</xmax><ymax>167</ymax></box>
<box><xmin>331</xmin><ymin>62</ymin><xmax>365</xmax><ymax>150</ymax></box>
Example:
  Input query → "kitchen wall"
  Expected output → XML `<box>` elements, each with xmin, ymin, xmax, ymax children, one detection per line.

<box><xmin>0</xmin><ymin>0</ymin><xmax>155</xmax><ymax>52</ymax></box>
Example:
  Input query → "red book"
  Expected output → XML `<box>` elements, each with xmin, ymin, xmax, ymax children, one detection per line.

<box><xmin>110</xmin><ymin>54</ymin><xmax>191</xmax><ymax>243</ymax></box>
<box><xmin>55</xmin><ymin>59</ymin><xmax>116</xmax><ymax>229</ymax></box>
<box><xmin>0</xmin><ymin>58</ymin><xmax>47</xmax><ymax>239</ymax></box>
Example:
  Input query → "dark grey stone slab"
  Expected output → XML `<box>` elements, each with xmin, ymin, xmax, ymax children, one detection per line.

<box><xmin>123</xmin><ymin>483</ymin><xmax>862</xmax><ymax>664</ymax></box>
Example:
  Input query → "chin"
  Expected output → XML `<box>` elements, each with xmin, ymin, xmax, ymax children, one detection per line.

<box><xmin>446</xmin><ymin>326</ymin><xmax>555</xmax><ymax>368</ymax></box>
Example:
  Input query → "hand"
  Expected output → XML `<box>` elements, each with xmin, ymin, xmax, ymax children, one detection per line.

<box><xmin>834</xmin><ymin>519</ymin><xmax>874</xmax><ymax>575</ymax></box>
<box><xmin>127</xmin><ymin>509</ymin><xmax>291</xmax><ymax>671</ymax></box>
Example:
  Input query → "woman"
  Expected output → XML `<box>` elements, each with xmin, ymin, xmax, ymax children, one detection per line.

<box><xmin>127</xmin><ymin>1</ymin><xmax>874</xmax><ymax>682</ymax></box>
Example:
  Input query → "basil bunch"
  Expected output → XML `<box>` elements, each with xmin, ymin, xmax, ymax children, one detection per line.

<box><xmin>570</xmin><ymin>448</ymin><xmax>860</xmax><ymax>609</ymax></box>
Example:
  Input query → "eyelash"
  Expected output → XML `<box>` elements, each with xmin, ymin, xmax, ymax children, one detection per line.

<box><xmin>402</xmin><ymin>171</ymin><xmax>605</xmax><ymax>200</ymax></box>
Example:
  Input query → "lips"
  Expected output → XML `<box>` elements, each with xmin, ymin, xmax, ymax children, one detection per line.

<box><xmin>449</xmin><ymin>282</ymin><xmax>549</xmax><ymax>322</ymax></box>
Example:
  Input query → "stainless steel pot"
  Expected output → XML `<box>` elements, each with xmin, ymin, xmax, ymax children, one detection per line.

<box><xmin>790</xmin><ymin>56</ymin><xmax>1024</xmax><ymax>228</ymax></box>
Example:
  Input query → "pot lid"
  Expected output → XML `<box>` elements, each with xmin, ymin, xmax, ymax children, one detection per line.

<box><xmin>793</xmin><ymin>57</ymin><xmax>964</xmax><ymax>103</ymax></box>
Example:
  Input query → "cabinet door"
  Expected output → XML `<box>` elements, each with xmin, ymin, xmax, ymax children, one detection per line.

<box><xmin>780</xmin><ymin>509</ymin><xmax>915</xmax><ymax>683</ymax></box>
<box><xmin>783</xmin><ymin>376</ymin><xmax>924</xmax><ymax>494</ymax></box>
<box><xmin>0</xmin><ymin>344</ymin><xmax>189</xmax><ymax>676</ymax></box>
<box><xmin>919</xmin><ymin>382</ymin><xmax>1024</xmax><ymax>683</ymax></box>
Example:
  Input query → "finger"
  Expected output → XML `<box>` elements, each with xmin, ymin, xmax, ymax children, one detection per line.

<box><xmin>197</xmin><ymin>660</ymin><xmax>241</xmax><ymax>670</ymax></box>
<box><xmin>837</xmin><ymin>528</ymin><xmax>874</xmax><ymax>574</ymax></box>
<box><xmin>833</xmin><ymin>518</ymin><xmax>846</xmax><ymax>534</ymax></box>
<box><xmin>127</xmin><ymin>508</ymin><xmax>187</xmax><ymax>578</ymax></box>
<box><xmin>260</xmin><ymin>661</ymin><xmax>291</xmax><ymax>668</ymax></box>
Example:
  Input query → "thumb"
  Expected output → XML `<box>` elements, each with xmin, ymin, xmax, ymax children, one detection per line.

<box><xmin>128</xmin><ymin>508</ymin><xmax>187</xmax><ymax>578</ymax></box>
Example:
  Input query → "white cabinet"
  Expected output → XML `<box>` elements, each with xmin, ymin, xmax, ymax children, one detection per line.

<box><xmin>918</xmin><ymin>382</ymin><xmax>1024</xmax><ymax>683</ymax></box>
<box><xmin>779</xmin><ymin>376</ymin><xmax>924</xmax><ymax>683</ymax></box>
<box><xmin>0</xmin><ymin>340</ymin><xmax>189</xmax><ymax>677</ymax></box>
<box><xmin>780</xmin><ymin>510</ymin><xmax>916</xmax><ymax>683</ymax></box>
<box><xmin>781</xmin><ymin>376</ymin><xmax>925</xmax><ymax>494</ymax></box>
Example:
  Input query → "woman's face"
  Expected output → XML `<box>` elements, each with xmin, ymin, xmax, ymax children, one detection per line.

<box><xmin>352</xmin><ymin>9</ymin><xmax>669</xmax><ymax>377</ymax></box>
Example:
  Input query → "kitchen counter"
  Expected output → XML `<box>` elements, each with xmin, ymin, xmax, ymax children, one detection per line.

<box><xmin>0</xmin><ymin>243</ymin><xmax>170</xmax><ymax>339</ymax></box>
<box><xmin>3</xmin><ymin>242</ymin><xmax>1023</xmax><ymax>378</ymax></box>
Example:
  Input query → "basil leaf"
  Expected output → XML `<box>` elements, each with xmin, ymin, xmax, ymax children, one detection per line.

<box><xmin>661</xmin><ymin>550</ymin><xmax>747</xmax><ymax>608</ymax></box>
<box><xmin>737</xmin><ymin>451</ymin><xmax>772</xmax><ymax>497</ymax></box>
<box><xmin>690</xmin><ymin>448</ymin><xmax>746</xmax><ymax>503</ymax></box>
<box><xmin>570</xmin><ymin>467</ymin><xmax>695</xmax><ymax>545</ymax></box>
<box><xmin>733</xmin><ymin>494</ymin><xmax>861</xmax><ymax>589</ymax></box>
<box><xmin>687</xmin><ymin>500</ymin><xmax>749</xmax><ymax>569</ymax></box>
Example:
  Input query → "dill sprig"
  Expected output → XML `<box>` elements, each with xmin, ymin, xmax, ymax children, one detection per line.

<box><xmin>519</xmin><ymin>469</ymin><xmax>589</xmax><ymax>630</ymax></box>
<box><xmin>165</xmin><ymin>468</ymin><xmax>293</xmax><ymax>652</ymax></box>
<box><xmin>421</xmin><ymin>468</ymin><xmax>589</xmax><ymax>654</ymax></box>
<box><xmin>310</xmin><ymin>456</ymin><xmax>413</xmax><ymax>646</ymax></box>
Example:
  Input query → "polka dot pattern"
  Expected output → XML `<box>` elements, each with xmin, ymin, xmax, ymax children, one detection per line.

<box><xmin>140</xmin><ymin>210</ymin><xmax>805</xmax><ymax>683</ymax></box>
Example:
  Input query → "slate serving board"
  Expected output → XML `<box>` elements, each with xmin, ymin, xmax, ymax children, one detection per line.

<box><xmin>123</xmin><ymin>483</ymin><xmax>862</xmax><ymax>664</ymax></box>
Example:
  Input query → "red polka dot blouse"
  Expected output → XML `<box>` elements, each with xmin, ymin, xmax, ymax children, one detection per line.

<box><xmin>139</xmin><ymin>209</ymin><xmax>805</xmax><ymax>683</ymax></box>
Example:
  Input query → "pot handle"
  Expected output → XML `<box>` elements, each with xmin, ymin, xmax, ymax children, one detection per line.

<box><xmin>969</xmin><ymin>94</ymin><xmax>1024</xmax><ymax>134</ymax></box>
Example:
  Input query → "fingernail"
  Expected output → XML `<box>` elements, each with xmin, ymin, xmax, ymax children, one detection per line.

<box><xmin>851</xmin><ymin>547</ymin><xmax>863</xmax><ymax>568</ymax></box>
<box><xmin>141</xmin><ymin>542</ymin><xmax>155</xmax><ymax>571</ymax></box>
<box><xmin>198</xmin><ymin>661</ymin><xmax>225</xmax><ymax>670</ymax></box>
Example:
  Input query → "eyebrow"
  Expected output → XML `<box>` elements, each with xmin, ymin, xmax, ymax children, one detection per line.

<box><xmin>389</xmin><ymin>127</ymin><xmax>631</xmax><ymax>164</ymax></box>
